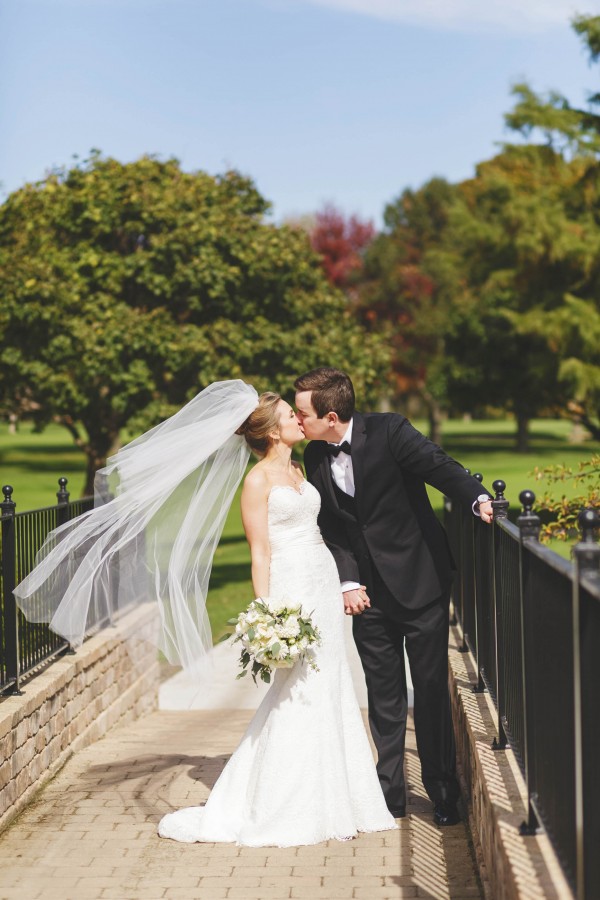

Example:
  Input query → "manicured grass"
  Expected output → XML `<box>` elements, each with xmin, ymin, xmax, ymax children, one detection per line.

<box><xmin>415</xmin><ymin>417</ymin><xmax>598</xmax><ymax>506</ymax></box>
<box><xmin>1</xmin><ymin>418</ymin><xmax>597</xmax><ymax>638</ymax></box>
<box><xmin>0</xmin><ymin>423</ymin><xmax>87</xmax><ymax>511</ymax></box>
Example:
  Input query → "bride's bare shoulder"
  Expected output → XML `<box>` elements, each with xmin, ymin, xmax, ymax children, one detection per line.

<box><xmin>243</xmin><ymin>464</ymin><xmax>270</xmax><ymax>495</ymax></box>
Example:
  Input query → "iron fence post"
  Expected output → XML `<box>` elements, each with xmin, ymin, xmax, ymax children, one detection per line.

<box><xmin>1</xmin><ymin>485</ymin><xmax>20</xmax><ymax>694</ymax></box>
<box><xmin>456</xmin><ymin>469</ymin><xmax>471</xmax><ymax>652</ymax></box>
<box><xmin>517</xmin><ymin>490</ymin><xmax>541</xmax><ymax>835</ymax></box>
<box><xmin>572</xmin><ymin>508</ymin><xmax>600</xmax><ymax>900</ymax></box>
<box><xmin>56</xmin><ymin>477</ymin><xmax>70</xmax><ymax>527</ymax></box>
<box><xmin>445</xmin><ymin>496</ymin><xmax>458</xmax><ymax>626</ymax></box>
<box><xmin>472</xmin><ymin>473</ymin><xmax>486</xmax><ymax>692</ymax></box>
<box><xmin>55</xmin><ymin>477</ymin><xmax>76</xmax><ymax>652</ymax></box>
<box><xmin>492</xmin><ymin>479</ymin><xmax>509</xmax><ymax>750</ymax></box>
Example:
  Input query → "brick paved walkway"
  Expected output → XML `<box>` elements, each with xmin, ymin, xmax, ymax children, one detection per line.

<box><xmin>0</xmin><ymin>710</ymin><xmax>484</xmax><ymax>900</ymax></box>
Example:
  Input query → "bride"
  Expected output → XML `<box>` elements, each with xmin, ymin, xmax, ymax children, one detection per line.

<box><xmin>14</xmin><ymin>382</ymin><xmax>396</xmax><ymax>848</ymax></box>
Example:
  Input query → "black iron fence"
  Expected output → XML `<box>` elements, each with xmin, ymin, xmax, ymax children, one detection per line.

<box><xmin>446</xmin><ymin>479</ymin><xmax>600</xmax><ymax>900</ymax></box>
<box><xmin>0</xmin><ymin>478</ymin><xmax>94</xmax><ymax>696</ymax></box>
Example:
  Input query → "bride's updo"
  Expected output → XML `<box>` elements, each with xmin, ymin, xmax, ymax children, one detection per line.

<box><xmin>236</xmin><ymin>392</ymin><xmax>281</xmax><ymax>458</ymax></box>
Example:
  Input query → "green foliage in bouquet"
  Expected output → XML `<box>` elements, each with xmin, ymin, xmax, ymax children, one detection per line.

<box><xmin>224</xmin><ymin>597</ymin><xmax>321</xmax><ymax>685</ymax></box>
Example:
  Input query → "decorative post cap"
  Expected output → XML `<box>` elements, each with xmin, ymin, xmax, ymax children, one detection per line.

<box><xmin>573</xmin><ymin>508</ymin><xmax>600</xmax><ymax>577</ymax></box>
<box><xmin>578</xmin><ymin>508</ymin><xmax>600</xmax><ymax>542</ymax></box>
<box><xmin>1</xmin><ymin>485</ymin><xmax>15</xmax><ymax>512</ymax></box>
<box><xmin>517</xmin><ymin>490</ymin><xmax>540</xmax><ymax>542</ymax></box>
<box><xmin>519</xmin><ymin>490</ymin><xmax>536</xmax><ymax>514</ymax></box>
<box><xmin>491</xmin><ymin>480</ymin><xmax>509</xmax><ymax>519</ymax></box>
<box><xmin>57</xmin><ymin>476</ymin><xmax>70</xmax><ymax>506</ymax></box>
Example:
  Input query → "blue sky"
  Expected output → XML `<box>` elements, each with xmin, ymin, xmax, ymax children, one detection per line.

<box><xmin>1</xmin><ymin>0</ymin><xmax>595</xmax><ymax>226</ymax></box>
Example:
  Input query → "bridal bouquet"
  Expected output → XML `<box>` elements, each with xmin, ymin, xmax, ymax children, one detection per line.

<box><xmin>226</xmin><ymin>597</ymin><xmax>321</xmax><ymax>684</ymax></box>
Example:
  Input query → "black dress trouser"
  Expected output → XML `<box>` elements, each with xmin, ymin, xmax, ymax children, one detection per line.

<box><xmin>352</xmin><ymin>567</ymin><xmax>460</xmax><ymax>811</ymax></box>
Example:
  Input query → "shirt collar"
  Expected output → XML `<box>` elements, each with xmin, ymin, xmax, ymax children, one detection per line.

<box><xmin>328</xmin><ymin>419</ymin><xmax>353</xmax><ymax>447</ymax></box>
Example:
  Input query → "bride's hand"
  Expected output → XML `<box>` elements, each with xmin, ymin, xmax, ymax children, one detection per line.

<box><xmin>343</xmin><ymin>587</ymin><xmax>371</xmax><ymax>615</ymax></box>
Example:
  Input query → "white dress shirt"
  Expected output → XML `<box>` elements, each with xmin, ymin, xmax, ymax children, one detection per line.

<box><xmin>328</xmin><ymin>420</ymin><xmax>355</xmax><ymax>497</ymax></box>
<box><xmin>328</xmin><ymin>419</ymin><xmax>490</xmax><ymax>594</ymax></box>
<box><xmin>327</xmin><ymin>422</ymin><xmax>360</xmax><ymax>593</ymax></box>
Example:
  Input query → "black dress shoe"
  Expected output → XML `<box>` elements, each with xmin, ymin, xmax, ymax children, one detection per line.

<box><xmin>433</xmin><ymin>801</ymin><xmax>460</xmax><ymax>826</ymax></box>
<box><xmin>388</xmin><ymin>807</ymin><xmax>406</xmax><ymax>819</ymax></box>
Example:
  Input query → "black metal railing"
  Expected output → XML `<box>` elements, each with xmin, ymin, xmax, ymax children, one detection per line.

<box><xmin>446</xmin><ymin>481</ymin><xmax>600</xmax><ymax>900</ymax></box>
<box><xmin>0</xmin><ymin>478</ymin><xmax>94</xmax><ymax>695</ymax></box>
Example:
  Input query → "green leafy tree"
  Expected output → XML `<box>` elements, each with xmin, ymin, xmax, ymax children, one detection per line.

<box><xmin>438</xmin><ymin>145</ymin><xmax>597</xmax><ymax>450</ymax></box>
<box><xmin>502</xmin><ymin>13</ymin><xmax>600</xmax><ymax>439</ymax></box>
<box><xmin>506</xmin><ymin>15</ymin><xmax>600</xmax><ymax>158</ymax></box>
<box><xmin>0</xmin><ymin>153</ymin><xmax>388</xmax><ymax>495</ymax></box>
<box><xmin>357</xmin><ymin>178</ymin><xmax>460</xmax><ymax>444</ymax></box>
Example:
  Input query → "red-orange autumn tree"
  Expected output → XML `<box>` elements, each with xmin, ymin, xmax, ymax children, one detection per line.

<box><xmin>309</xmin><ymin>205</ymin><xmax>375</xmax><ymax>291</ymax></box>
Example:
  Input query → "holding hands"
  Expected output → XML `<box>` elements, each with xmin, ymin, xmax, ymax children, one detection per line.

<box><xmin>343</xmin><ymin>586</ymin><xmax>371</xmax><ymax>616</ymax></box>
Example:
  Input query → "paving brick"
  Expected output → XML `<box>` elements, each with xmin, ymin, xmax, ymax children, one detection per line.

<box><xmin>0</xmin><ymin>709</ymin><xmax>482</xmax><ymax>900</ymax></box>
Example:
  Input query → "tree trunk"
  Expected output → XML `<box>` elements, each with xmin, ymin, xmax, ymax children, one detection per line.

<box><xmin>82</xmin><ymin>434</ymin><xmax>121</xmax><ymax>498</ymax></box>
<box><xmin>83</xmin><ymin>449</ymin><xmax>106</xmax><ymax>498</ymax></box>
<box><xmin>516</xmin><ymin>412</ymin><xmax>530</xmax><ymax>453</ymax></box>
<box><xmin>421</xmin><ymin>388</ymin><xmax>443</xmax><ymax>446</ymax></box>
<box><xmin>56</xmin><ymin>416</ymin><xmax>121</xmax><ymax>498</ymax></box>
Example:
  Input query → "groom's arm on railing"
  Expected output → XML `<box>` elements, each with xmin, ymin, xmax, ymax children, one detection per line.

<box><xmin>387</xmin><ymin>415</ymin><xmax>493</xmax><ymax>518</ymax></box>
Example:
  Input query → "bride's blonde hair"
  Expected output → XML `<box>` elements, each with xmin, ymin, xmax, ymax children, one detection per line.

<box><xmin>236</xmin><ymin>392</ymin><xmax>281</xmax><ymax>458</ymax></box>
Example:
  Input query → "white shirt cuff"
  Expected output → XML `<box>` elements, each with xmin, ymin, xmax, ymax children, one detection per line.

<box><xmin>341</xmin><ymin>581</ymin><xmax>361</xmax><ymax>593</ymax></box>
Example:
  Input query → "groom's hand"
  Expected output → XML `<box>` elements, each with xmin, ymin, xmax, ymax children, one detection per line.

<box><xmin>343</xmin><ymin>587</ymin><xmax>371</xmax><ymax>615</ymax></box>
<box><xmin>478</xmin><ymin>500</ymin><xmax>494</xmax><ymax>524</ymax></box>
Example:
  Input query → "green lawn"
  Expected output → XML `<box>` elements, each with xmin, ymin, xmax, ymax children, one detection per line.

<box><xmin>1</xmin><ymin>418</ymin><xmax>597</xmax><ymax>639</ymax></box>
<box><xmin>0</xmin><ymin>423</ymin><xmax>87</xmax><ymax>511</ymax></box>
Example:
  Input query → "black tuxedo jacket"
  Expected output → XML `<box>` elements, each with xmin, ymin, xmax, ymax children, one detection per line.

<box><xmin>304</xmin><ymin>412</ymin><xmax>490</xmax><ymax>611</ymax></box>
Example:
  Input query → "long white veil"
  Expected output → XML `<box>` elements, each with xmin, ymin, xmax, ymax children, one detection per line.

<box><xmin>14</xmin><ymin>380</ymin><xmax>259</xmax><ymax>672</ymax></box>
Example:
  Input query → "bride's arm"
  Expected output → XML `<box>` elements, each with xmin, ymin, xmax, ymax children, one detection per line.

<box><xmin>240</xmin><ymin>473</ymin><xmax>271</xmax><ymax>598</ymax></box>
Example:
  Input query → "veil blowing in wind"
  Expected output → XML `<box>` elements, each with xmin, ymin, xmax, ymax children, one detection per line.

<box><xmin>13</xmin><ymin>381</ymin><xmax>259</xmax><ymax>673</ymax></box>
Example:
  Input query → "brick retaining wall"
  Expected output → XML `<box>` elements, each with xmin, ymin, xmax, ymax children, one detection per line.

<box><xmin>0</xmin><ymin>606</ymin><xmax>159</xmax><ymax>833</ymax></box>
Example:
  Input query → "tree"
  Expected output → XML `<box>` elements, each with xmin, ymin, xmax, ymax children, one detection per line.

<box><xmin>356</xmin><ymin>179</ymin><xmax>460</xmax><ymax>444</ymax></box>
<box><xmin>437</xmin><ymin>145</ymin><xmax>595</xmax><ymax>450</ymax></box>
<box><xmin>0</xmin><ymin>153</ymin><xmax>388</xmax><ymax>495</ymax></box>
<box><xmin>506</xmin><ymin>15</ymin><xmax>600</xmax><ymax>158</ymax></box>
<box><xmin>309</xmin><ymin>204</ymin><xmax>375</xmax><ymax>291</ymax></box>
<box><xmin>502</xmin><ymin>13</ymin><xmax>600</xmax><ymax>440</ymax></box>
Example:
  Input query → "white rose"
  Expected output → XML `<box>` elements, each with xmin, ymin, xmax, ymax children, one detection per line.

<box><xmin>281</xmin><ymin>616</ymin><xmax>300</xmax><ymax>639</ymax></box>
<box><xmin>256</xmin><ymin>623</ymin><xmax>275</xmax><ymax>643</ymax></box>
<box><xmin>245</xmin><ymin>609</ymin><xmax>259</xmax><ymax>625</ymax></box>
<box><xmin>266</xmin><ymin>597</ymin><xmax>288</xmax><ymax>615</ymax></box>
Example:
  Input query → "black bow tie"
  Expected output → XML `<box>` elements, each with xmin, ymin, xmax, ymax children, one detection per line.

<box><xmin>327</xmin><ymin>441</ymin><xmax>352</xmax><ymax>458</ymax></box>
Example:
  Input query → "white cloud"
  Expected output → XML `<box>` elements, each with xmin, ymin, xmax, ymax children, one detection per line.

<box><xmin>293</xmin><ymin>0</ymin><xmax>582</xmax><ymax>32</ymax></box>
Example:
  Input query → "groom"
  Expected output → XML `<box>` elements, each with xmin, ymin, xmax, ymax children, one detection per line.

<box><xmin>294</xmin><ymin>367</ymin><xmax>492</xmax><ymax>825</ymax></box>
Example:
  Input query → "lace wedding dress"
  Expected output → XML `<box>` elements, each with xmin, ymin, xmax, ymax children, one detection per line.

<box><xmin>158</xmin><ymin>480</ymin><xmax>396</xmax><ymax>847</ymax></box>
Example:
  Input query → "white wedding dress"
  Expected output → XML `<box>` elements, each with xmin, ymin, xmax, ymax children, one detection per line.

<box><xmin>158</xmin><ymin>480</ymin><xmax>396</xmax><ymax>847</ymax></box>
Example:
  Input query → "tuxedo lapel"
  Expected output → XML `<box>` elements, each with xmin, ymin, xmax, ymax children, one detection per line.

<box><xmin>351</xmin><ymin>412</ymin><xmax>367</xmax><ymax>519</ymax></box>
<box><xmin>311</xmin><ymin>442</ymin><xmax>356</xmax><ymax>523</ymax></box>
<box><xmin>313</xmin><ymin>443</ymin><xmax>338</xmax><ymax>510</ymax></box>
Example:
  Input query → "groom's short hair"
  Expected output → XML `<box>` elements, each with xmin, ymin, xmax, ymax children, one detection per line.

<box><xmin>294</xmin><ymin>368</ymin><xmax>355</xmax><ymax>422</ymax></box>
